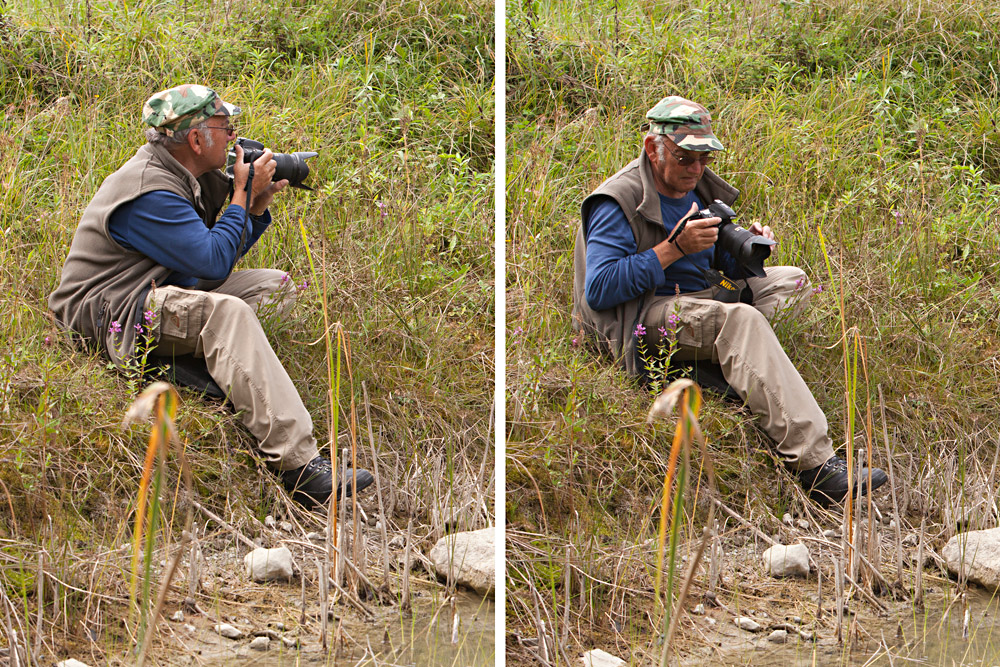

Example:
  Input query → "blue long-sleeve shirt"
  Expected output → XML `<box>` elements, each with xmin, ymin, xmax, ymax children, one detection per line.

<box><xmin>583</xmin><ymin>193</ymin><xmax>705</xmax><ymax>310</ymax></box>
<box><xmin>108</xmin><ymin>190</ymin><xmax>271</xmax><ymax>287</ymax></box>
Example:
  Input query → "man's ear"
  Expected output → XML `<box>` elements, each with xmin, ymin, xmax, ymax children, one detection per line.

<box><xmin>186</xmin><ymin>128</ymin><xmax>204</xmax><ymax>155</ymax></box>
<box><xmin>643</xmin><ymin>134</ymin><xmax>659</xmax><ymax>166</ymax></box>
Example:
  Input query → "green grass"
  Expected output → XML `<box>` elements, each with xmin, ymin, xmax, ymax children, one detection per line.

<box><xmin>0</xmin><ymin>0</ymin><xmax>493</xmax><ymax>662</ymax></box>
<box><xmin>506</xmin><ymin>0</ymin><xmax>1000</xmax><ymax>663</ymax></box>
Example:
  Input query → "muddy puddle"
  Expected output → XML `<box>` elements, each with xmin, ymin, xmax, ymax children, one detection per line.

<box><xmin>681</xmin><ymin>588</ymin><xmax>1000</xmax><ymax>666</ymax></box>
<box><xmin>167</xmin><ymin>590</ymin><xmax>494</xmax><ymax>666</ymax></box>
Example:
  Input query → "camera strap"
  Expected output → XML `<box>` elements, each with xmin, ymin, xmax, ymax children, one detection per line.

<box><xmin>703</xmin><ymin>268</ymin><xmax>753</xmax><ymax>304</ymax></box>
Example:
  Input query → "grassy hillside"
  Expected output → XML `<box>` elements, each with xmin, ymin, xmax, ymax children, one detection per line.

<box><xmin>0</xmin><ymin>0</ymin><xmax>493</xmax><ymax>662</ymax></box>
<box><xmin>506</xmin><ymin>0</ymin><xmax>1000</xmax><ymax>662</ymax></box>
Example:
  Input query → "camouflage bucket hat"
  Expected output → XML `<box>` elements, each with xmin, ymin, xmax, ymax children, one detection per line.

<box><xmin>142</xmin><ymin>84</ymin><xmax>241</xmax><ymax>136</ymax></box>
<box><xmin>645</xmin><ymin>96</ymin><xmax>724</xmax><ymax>151</ymax></box>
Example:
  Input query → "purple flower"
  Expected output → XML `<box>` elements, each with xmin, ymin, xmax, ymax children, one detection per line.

<box><xmin>280</xmin><ymin>273</ymin><xmax>290</xmax><ymax>284</ymax></box>
<box><xmin>108</xmin><ymin>321</ymin><xmax>122</xmax><ymax>334</ymax></box>
<box><xmin>892</xmin><ymin>210</ymin><xmax>904</xmax><ymax>227</ymax></box>
<box><xmin>795</xmin><ymin>276</ymin><xmax>805</xmax><ymax>290</ymax></box>
<box><xmin>43</xmin><ymin>335</ymin><xmax>52</xmax><ymax>347</ymax></box>
<box><xmin>813</xmin><ymin>284</ymin><xmax>825</xmax><ymax>295</ymax></box>
<box><xmin>135</xmin><ymin>323</ymin><xmax>144</xmax><ymax>332</ymax></box>
<box><xmin>633</xmin><ymin>323</ymin><xmax>646</xmax><ymax>337</ymax></box>
<box><xmin>667</xmin><ymin>312</ymin><xmax>681</xmax><ymax>328</ymax></box>
<box><xmin>658</xmin><ymin>326</ymin><xmax>669</xmax><ymax>337</ymax></box>
<box><xmin>376</xmin><ymin>201</ymin><xmax>388</xmax><ymax>220</ymax></box>
<box><xmin>143</xmin><ymin>310</ymin><xmax>154</xmax><ymax>324</ymax></box>
<box><xmin>571</xmin><ymin>336</ymin><xmax>580</xmax><ymax>348</ymax></box>
<box><xmin>298</xmin><ymin>280</ymin><xmax>309</xmax><ymax>291</ymax></box>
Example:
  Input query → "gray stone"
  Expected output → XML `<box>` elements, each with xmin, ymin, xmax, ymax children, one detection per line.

<box><xmin>942</xmin><ymin>528</ymin><xmax>1000</xmax><ymax>591</ymax></box>
<box><xmin>690</xmin><ymin>603</ymin><xmax>705</xmax><ymax>615</ymax></box>
<box><xmin>762</xmin><ymin>544</ymin><xmax>810</xmax><ymax>578</ymax></box>
<box><xmin>249</xmin><ymin>636</ymin><xmax>270</xmax><ymax>651</ymax></box>
<box><xmin>782</xmin><ymin>513</ymin><xmax>794</xmax><ymax>526</ymax></box>
<box><xmin>735</xmin><ymin>617</ymin><xmax>762</xmax><ymax>632</ymax></box>
<box><xmin>56</xmin><ymin>661</ymin><xmax>92</xmax><ymax>667</ymax></box>
<box><xmin>264</xmin><ymin>515</ymin><xmax>276</xmax><ymax>528</ymax></box>
<box><xmin>768</xmin><ymin>629</ymin><xmax>789</xmax><ymax>643</ymax></box>
<box><xmin>582</xmin><ymin>648</ymin><xmax>626</xmax><ymax>667</ymax></box>
<box><xmin>429</xmin><ymin>528</ymin><xmax>494</xmax><ymax>595</ymax></box>
<box><xmin>214</xmin><ymin>623</ymin><xmax>243</xmax><ymax>639</ymax></box>
<box><xmin>823</xmin><ymin>529</ymin><xmax>841</xmax><ymax>539</ymax></box>
<box><xmin>169</xmin><ymin>610</ymin><xmax>184</xmax><ymax>622</ymax></box>
<box><xmin>244</xmin><ymin>547</ymin><xmax>295</xmax><ymax>583</ymax></box>
<box><xmin>796</xmin><ymin>519</ymin><xmax>810</xmax><ymax>530</ymax></box>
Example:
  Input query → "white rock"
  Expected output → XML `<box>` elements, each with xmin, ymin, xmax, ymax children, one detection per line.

<box><xmin>306</xmin><ymin>532</ymin><xmax>325</xmax><ymax>542</ymax></box>
<box><xmin>582</xmin><ymin>648</ymin><xmax>626</xmax><ymax>667</ymax></box>
<box><xmin>264</xmin><ymin>515</ymin><xmax>276</xmax><ymax>528</ymax></box>
<box><xmin>823</xmin><ymin>529</ymin><xmax>841</xmax><ymax>539</ymax></box>
<box><xmin>214</xmin><ymin>623</ymin><xmax>243</xmax><ymax>639</ymax></box>
<box><xmin>249</xmin><ymin>636</ymin><xmax>270</xmax><ymax>651</ymax></box>
<box><xmin>762</xmin><ymin>544</ymin><xmax>810</xmax><ymax>578</ymax></box>
<box><xmin>782</xmin><ymin>513</ymin><xmax>793</xmax><ymax>526</ymax></box>
<box><xmin>279</xmin><ymin>521</ymin><xmax>293</xmax><ymax>532</ymax></box>
<box><xmin>56</xmin><ymin>661</ymin><xmax>92</xmax><ymax>667</ymax></box>
<box><xmin>768</xmin><ymin>629</ymin><xmax>789</xmax><ymax>643</ymax></box>
<box><xmin>272</xmin><ymin>622</ymin><xmax>286</xmax><ymax>631</ymax></box>
<box><xmin>796</xmin><ymin>519</ymin><xmax>810</xmax><ymax>530</ymax></box>
<box><xmin>706</xmin><ymin>617</ymin><xmax>716</xmax><ymax>626</ymax></box>
<box><xmin>735</xmin><ymin>617</ymin><xmax>762</xmax><ymax>632</ymax></box>
<box><xmin>942</xmin><ymin>528</ymin><xmax>1000</xmax><ymax>591</ymax></box>
<box><xmin>691</xmin><ymin>603</ymin><xmax>705</xmax><ymax>615</ymax></box>
<box><xmin>184</xmin><ymin>624</ymin><xmax>196</xmax><ymax>633</ymax></box>
<box><xmin>244</xmin><ymin>547</ymin><xmax>295</xmax><ymax>582</ymax></box>
<box><xmin>429</xmin><ymin>528</ymin><xmax>494</xmax><ymax>595</ymax></box>
<box><xmin>169</xmin><ymin>610</ymin><xmax>184</xmax><ymax>622</ymax></box>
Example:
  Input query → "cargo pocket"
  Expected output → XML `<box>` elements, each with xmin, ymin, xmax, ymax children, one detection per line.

<box><xmin>650</xmin><ymin>297</ymin><xmax>720</xmax><ymax>355</ymax></box>
<box><xmin>154</xmin><ymin>289</ymin><xmax>204</xmax><ymax>346</ymax></box>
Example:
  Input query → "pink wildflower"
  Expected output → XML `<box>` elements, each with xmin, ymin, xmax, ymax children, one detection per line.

<box><xmin>109</xmin><ymin>321</ymin><xmax>122</xmax><ymax>334</ymax></box>
<box><xmin>633</xmin><ymin>323</ymin><xmax>646</xmax><ymax>337</ymax></box>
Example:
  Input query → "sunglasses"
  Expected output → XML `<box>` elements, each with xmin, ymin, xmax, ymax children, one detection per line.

<box><xmin>667</xmin><ymin>148</ymin><xmax>715</xmax><ymax>167</ymax></box>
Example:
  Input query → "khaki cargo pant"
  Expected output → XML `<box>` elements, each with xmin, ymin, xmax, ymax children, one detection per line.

<box><xmin>643</xmin><ymin>265</ymin><xmax>834</xmax><ymax>471</ymax></box>
<box><xmin>146</xmin><ymin>269</ymin><xmax>318</xmax><ymax>471</ymax></box>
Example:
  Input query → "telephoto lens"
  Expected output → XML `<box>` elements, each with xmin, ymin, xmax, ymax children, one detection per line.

<box><xmin>691</xmin><ymin>200</ymin><xmax>775</xmax><ymax>278</ymax></box>
<box><xmin>227</xmin><ymin>138</ymin><xmax>318</xmax><ymax>190</ymax></box>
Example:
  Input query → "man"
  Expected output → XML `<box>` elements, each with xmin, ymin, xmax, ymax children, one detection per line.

<box><xmin>49</xmin><ymin>84</ymin><xmax>373</xmax><ymax>509</ymax></box>
<box><xmin>572</xmin><ymin>95</ymin><xmax>887</xmax><ymax>507</ymax></box>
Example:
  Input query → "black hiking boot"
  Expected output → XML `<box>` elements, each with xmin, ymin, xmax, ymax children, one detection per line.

<box><xmin>280</xmin><ymin>456</ymin><xmax>374</xmax><ymax>509</ymax></box>
<box><xmin>798</xmin><ymin>455</ymin><xmax>888</xmax><ymax>508</ymax></box>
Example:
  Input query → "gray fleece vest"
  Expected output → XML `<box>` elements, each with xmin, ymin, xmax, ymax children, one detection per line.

<box><xmin>48</xmin><ymin>143</ymin><xmax>231</xmax><ymax>367</ymax></box>
<box><xmin>572</xmin><ymin>148</ymin><xmax>739</xmax><ymax>375</ymax></box>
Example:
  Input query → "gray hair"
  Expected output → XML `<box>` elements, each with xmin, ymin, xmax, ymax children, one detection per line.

<box><xmin>647</xmin><ymin>132</ymin><xmax>669</xmax><ymax>162</ymax></box>
<box><xmin>145</xmin><ymin>119</ymin><xmax>215</xmax><ymax>149</ymax></box>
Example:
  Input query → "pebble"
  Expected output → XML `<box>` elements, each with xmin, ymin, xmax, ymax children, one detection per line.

<box><xmin>706</xmin><ymin>617</ymin><xmax>716</xmax><ymax>626</ymax></box>
<box><xmin>306</xmin><ymin>532</ymin><xmax>325</xmax><ymax>542</ymax></box>
<box><xmin>279</xmin><ymin>521</ymin><xmax>293</xmax><ymax>532</ymax></box>
<box><xmin>796</xmin><ymin>519</ymin><xmax>810</xmax><ymax>530</ymax></box>
<box><xmin>889</xmin><ymin>519</ymin><xmax>897</xmax><ymax>531</ymax></box>
<box><xmin>169</xmin><ymin>610</ymin><xmax>184</xmax><ymax>622</ymax></box>
<box><xmin>183</xmin><ymin>624</ymin><xmax>196</xmax><ymax>633</ymax></box>
<box><xmin>249</xmin><ymin>636</ymin><xmax>270</xmax><ymax>651</ymax></box>
<box><xmin>767</xmin><ymin>629</ymin><xmax>789</xmax><ymax>643</ymax></box>
<box><xmin>214</xmin><ymin>623</ymin><xmax>243</xmax><ymax>640</ymax></box>
<box><xmin>735</xmin><ymin>617</ymin><xmax>762</xmax><ymax>632</ymax></box>
<box><xmin>55</xmin><ymin>661</ymin><xmax>91</xmax><ymax>667</ymax></box>
<box><xmin>691</xmin><ymin>604</ymin><xmax>705</xmax><ymax>615</ymax></box>
<box><xmin>791</xmin><ymin>616</ymin><xmax>802</xmax><ymax>624</ymax></box>
<box><xmin>264</xmin><ymin>515</ymin><xmax>276</xmax><ymax>528</ymax></box>
<box><xmin>823</xmin><ymin>529</ymin><xmax>840</xmax><ymax>539</ymax></box>
<box><xmin>272</xmin><ymin>622</ymin><xmax>286</xmax><ymax>631</ymax></box>
<box><xmin>782</xmin><ymin>513</ymin><xmax>794</xmax><ymax>526</ymax></box>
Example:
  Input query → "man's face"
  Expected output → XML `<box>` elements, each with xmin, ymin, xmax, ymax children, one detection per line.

<box><xmin>198</xmin><ymin>114</ymin><xmax>237</xmax><ymax>169</ymax></box>
<box><xmin>647</xmin><ymin>135</ymin><xmax>716</xmax><ymax>198</ymax></box>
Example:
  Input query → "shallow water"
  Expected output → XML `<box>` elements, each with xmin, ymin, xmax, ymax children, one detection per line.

<box><xmin>183</xmin><ymin>590</ymin><xmax>494</xmax><ymax>666</ymax></box>
<box><xmin>682</xmin><ymin>588</ymin><xmax>1000</xmax><ymax>666</ymax></box>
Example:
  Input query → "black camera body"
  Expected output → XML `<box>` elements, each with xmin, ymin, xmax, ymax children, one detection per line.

<box><xmin>227</xmin><ymin>137</ymin><xmax>317</xmax><ymax>190</ymax></box>
<box><xmin>688</xmin><ymin>199</ymin><xmax>775</xmax><ymax>278</ymax></box>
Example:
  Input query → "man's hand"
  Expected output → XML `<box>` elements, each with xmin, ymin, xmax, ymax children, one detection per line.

<box><xmin>231</xmin><ymin>145</ymin><xmax>289</xmax><ymax>216</ymax></box>
<box><xmin>654</xmin><ymin>202</ymin><xmax>719</xmax><ymax>268</ymax></box>
<box><xmin>748</xmin><ymin>221</ymin><xmax>776</xmax><ymax>243</ymax></box>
